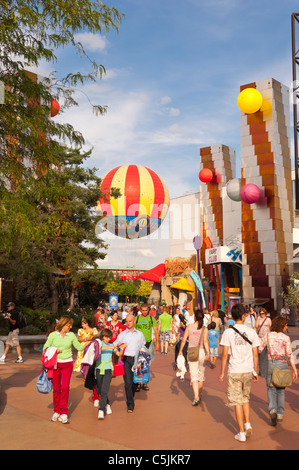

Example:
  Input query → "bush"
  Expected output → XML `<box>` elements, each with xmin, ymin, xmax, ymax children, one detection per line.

<box><xmin>0</xmin><ymin>306</ymin><xmax>96</xmax><ymax>335</ymax></box>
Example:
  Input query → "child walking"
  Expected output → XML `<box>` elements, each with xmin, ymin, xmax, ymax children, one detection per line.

<box><xmin>208</xmin><ymin>321</ymin><xmax>220</xmax><ymax>369</ymax></box>
<box><xmin>95</xmin><ymin>328</ymin><xmax>125</xmax><ymax>419</ymax></box>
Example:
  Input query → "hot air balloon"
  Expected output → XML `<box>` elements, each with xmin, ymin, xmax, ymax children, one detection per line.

<box><xmin>96</xmin><ymin>165</ymin><xmax>169</xmax><ymax>239</ymax></box>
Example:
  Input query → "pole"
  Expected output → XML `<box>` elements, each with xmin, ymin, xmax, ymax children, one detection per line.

<box><xmin>221</xmin><ymin>263</ymin><xmax>225</xmax><ymax>312</ymax></box>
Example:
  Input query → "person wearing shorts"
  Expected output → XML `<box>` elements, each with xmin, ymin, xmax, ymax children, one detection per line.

<box><xmin>219</xmin><ymin>304</ymin><xmax>260</xmax><ymax>443</ymax></box>
<box><xmin>208</xmin><ymin>321</ymin><xmax>219</xmax><ymax>369</ymax></box>
<box><xmin>158</xmin><ymin>306</ymin><xmax>173</xmax><ymax>355</ymax></box>
<box><xmin>0</xmin><ymin>302</ymin><xmax>23</xmax><ymax>364</ymax></box>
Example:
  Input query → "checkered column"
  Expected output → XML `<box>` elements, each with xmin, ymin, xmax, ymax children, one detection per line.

<box><xmin>199</xmin><ymin>144</ymin><xmax>236</xmax><ymax>276</ymax></box>
<box><xmin>240</xmin><ymin>78</ymin><xmax>293</xmax><ymax>311</ymax></box>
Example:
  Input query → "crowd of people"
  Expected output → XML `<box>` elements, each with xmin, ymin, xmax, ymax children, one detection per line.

<box><xmin>1</xmin><ymin>299</ymin><xmax>297</xmax><ymax>444</ymax></box>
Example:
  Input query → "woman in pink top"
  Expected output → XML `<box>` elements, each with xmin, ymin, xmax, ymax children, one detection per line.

<box><xmin>259</xmin><ymin>316</ymin><xmax>297</xmax><ymax>426</ymax></box>
<box><xmin>178</xmin><ymin>309</ymin><xmax>209</xmax><ymax>406</ymax></box>
<box><xmin>255</xmin><ymin>308</ymin><xmax>272</xmax><ymax>339</ymax></box>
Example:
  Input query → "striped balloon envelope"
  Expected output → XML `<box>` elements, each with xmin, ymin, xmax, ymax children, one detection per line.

<box><xmin>96</xmin><ymin>165</ymin><xmax>169</xmax><ymax>239</ymax></box>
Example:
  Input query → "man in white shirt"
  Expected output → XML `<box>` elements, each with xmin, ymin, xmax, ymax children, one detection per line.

<box><xmin>219</xmin><ymin>304</ymin><xmax>260</xmax><ymax>443</ymax></box>
<box><xmin>114</xmin><ymin>314</ymin><xmax>146</xmax><ymax>412</ymax></box>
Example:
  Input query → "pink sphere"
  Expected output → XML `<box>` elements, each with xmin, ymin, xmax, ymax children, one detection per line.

<box><xmin>240</xmin><ymin>183</ymin><xmax>261</xmax><ymax>204</ymax></box>
<box><xmin>199</xmin><ymin>168</ymin><xmax>213</xmax><ymax>183</ymax></box>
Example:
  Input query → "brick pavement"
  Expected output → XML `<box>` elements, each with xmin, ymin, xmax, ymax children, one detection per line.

<box><xmin>0</xmin><ymin>326</ymin><xmax>299</xmax><ymax>451</ymax></box>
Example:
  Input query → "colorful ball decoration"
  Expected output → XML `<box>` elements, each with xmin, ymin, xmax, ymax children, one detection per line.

<box><xmin>96</xmin><ymin>165</ymin><xmax>170</xmax><ymax>239</ymax></box>
<box><xmin>50</xmin><ymin>99</ymin><xmax>60</xmax><ymax>117</ymax></box>
<box><xmin>226</xmin><ymin>178</ymin><xmax>241</xmax><ymax>202</ymax></box>
<box><xmin>237</xmin><ymin>88</ymin><xmax>263</xmax><ymax>114</ymax></box>
<box><xmin>240</xmin><ymin>183</ymin><xmax>261</xmax><ymax>204</ymax></box>
<box><xmin>199</xmin><ymin>168</ymin><xmax>213</xmax><ymax>183</ymax></box>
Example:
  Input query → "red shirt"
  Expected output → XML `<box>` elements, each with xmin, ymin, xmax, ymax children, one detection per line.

<box><xmin>105</xmin><ymin>320</ymin><xmax>123</xmax><ymax>340</ymax></box>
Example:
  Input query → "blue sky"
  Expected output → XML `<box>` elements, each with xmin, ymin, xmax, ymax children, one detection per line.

<box><xmin>33</xmin><ymin>0</ymin><xmax>298</xmax><ymax>268</ymax></box>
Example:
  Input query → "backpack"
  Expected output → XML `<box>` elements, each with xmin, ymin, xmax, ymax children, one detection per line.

<box><xmin>16</xmin><ymin>311</ymin><xmax>27</xmax><ymax>329</ymax></box>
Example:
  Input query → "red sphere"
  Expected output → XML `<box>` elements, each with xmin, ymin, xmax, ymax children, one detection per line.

<box><xmin>51</xmin><ymin>99</ymin><xmax>60</xmax><ymax>117</ymax></box>
<box><xmin>199</xmin><ymin>168</ymin><xmax>213</xmax><ymax>183</ymax></box>
<box><xmin>240</xmin><ymin>183</ymin><xmax>261</xmax><ymax>204</ymax></box>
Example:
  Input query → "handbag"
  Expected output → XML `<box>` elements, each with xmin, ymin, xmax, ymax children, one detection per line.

<box><xmin>187</xmin><ymin>326</ymin><xmax>205</xmax><ymax>362</ymax></box>
<box><xmin>267</xmin><ymin>335</ymin><xmax>292</xmax><ymax>388</ymax></box>
<box><xmin>113</xmin><ymin>348</ymin><xmax>125</xmax><ymax>377</ymax></box>
<box><xmin>36</xmin><ymin>366</ymin><xmax>52</xmax><ymax>394</ymax></box>
<box><xmin>133</xmin><ymin>350</ymin><xmax>151</xmax><ymax>384</ymax></box>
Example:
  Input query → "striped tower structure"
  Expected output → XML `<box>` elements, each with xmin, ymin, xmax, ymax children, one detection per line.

<box><xmin>199</xmin><ymin>145</ymin><xmax>236</xmax><ymax>278</ymax></box>
<box><xmin>240</xmin><ymin>78</ymin><xmax>293</xmax><ymax>312</ymax></box>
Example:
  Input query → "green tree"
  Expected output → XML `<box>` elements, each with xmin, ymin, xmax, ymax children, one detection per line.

<box><xmin>136</xmin><ymin>281</ymin><xmax>152</xmax><ymax>298</ymax></box>
<box><xmin>0</xmin><ymin>146</ymin><xmax>119</xmax><ymax>312</ymax></box>
<box><xmin>0</xmin><ymin>1</ymin><xmax>125</xmax><ymax>311</ymax></box>
<box><xmin>281</xmin><ymin>271</ymin><xmax>299</xmax><ymax>308</ymax></box>
<box><xmin>0</xmin><ymin>0</ymin><xmax>124</xmax><ymax>248</ymax></box>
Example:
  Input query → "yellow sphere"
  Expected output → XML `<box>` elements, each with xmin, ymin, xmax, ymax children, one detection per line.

<box><xmin>237</xmin><ymin>88</ymin><xmax>263</xmax><ymax>114</ymax></box>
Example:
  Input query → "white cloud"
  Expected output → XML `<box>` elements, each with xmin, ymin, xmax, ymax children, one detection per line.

<box><xmin>160</xmin><ymin>96</ymin><xmax>172</xmax><ymax>105</ymax></box>
<box><xmin>74</xmin><ymin>33</ymin><xmax>108</xmax><ymax>52</ymax></box>
<box><xmin>168</xmin><ymin>107</ymin><xmax>180</xmax><ymax>117</ymax></box>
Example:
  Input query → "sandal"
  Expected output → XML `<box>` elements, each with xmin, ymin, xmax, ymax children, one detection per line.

<box><xmin>142</xmin><ymin>384</ymin><xmax>150</xmax><ymax>391</ymax></box>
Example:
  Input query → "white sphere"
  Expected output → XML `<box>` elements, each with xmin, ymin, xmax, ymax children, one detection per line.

<box><xmin>227</xmin><ymin>178</ymin><xmax>241</xmax><ymax>202</ymax></box>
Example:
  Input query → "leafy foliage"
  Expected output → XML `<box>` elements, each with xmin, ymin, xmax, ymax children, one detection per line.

<box><xmin>281</xmin><ymin>271</ymin><xmax>299</xmax><ymax>307</ymax></box>
<box><xmin>0</xmin><ymin>1</ymin><xmax>125</xmax><ymax>312</ymax></box>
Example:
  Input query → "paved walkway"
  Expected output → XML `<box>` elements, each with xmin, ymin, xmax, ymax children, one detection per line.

<box><xmin>1</xmin><ymin>327</ymin><xmax>299</xmax><ymax>451</ymax></box>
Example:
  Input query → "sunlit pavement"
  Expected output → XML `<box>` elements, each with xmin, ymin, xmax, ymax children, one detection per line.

<box><xmin>1</xmin><ymin>326</ymin><xmax>299</xmax><ymax>451</ymax></box>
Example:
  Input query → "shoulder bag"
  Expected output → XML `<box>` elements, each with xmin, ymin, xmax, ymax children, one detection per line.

<box><xmin>229</xmin><ymin>325</ymin><xmax>252</xmax><ymax>345</ymax></box>
<box><xmin>187</xmin><ymin>326</ymin><xmax>205</xmax><ymax>362</ymax></box>
<box><xmin>267</xmin><ymin>335</ymin><xmax>292</xmax><ymax>388</ymax></box>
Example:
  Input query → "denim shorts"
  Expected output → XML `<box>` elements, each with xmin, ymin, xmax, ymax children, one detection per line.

<box><xmin>209</xmin><ymin>347</ymin><xmax>218</xmax><ymax>357</ymax></box>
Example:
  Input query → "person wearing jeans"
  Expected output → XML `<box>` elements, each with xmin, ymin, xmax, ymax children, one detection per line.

<box><xmin>43</xmin><ymin>315</ymin><xmax>83</xmax><ymax>424</ymax></box>
<box><xmin>266</xmin><ymin>360</ymin><xmax>289</xmax><ymax>421</ymax></box>
<box><xmin>259</xmin><ymin>316</ymin><xmax>297</xmax><ymax>426</ymax></box>
<box><xmin>95</xmin><ymin>328</ymin><xmax>125</xmax><ymax>419</ymax></box>
<box><xmin>113</xmin><ymin>314</ymin><xmax>146</xmax><ymax>412</ymax></box>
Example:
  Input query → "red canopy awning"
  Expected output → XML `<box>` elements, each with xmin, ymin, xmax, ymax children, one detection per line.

<box><xmin>138</xmin><ymin>263</ymin><xmax>166</xmax><ymax>284</ymax></box>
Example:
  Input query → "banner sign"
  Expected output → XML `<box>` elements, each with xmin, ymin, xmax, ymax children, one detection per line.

<box><xmin>205</xmin><ymin>246</ymin><xmax>242</xmax><ymax>265</ymax></box>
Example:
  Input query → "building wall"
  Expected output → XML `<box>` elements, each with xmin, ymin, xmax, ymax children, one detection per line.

<box><xmin>169</xmin><ymin>192</ymin><xmax>201</xmax><ymax>258</ymax></box>
<box><xmin>240</xmin><ymin>78</ymin><xmax>293</xmax><ymax>311</ymax></box>
<box><xmin>199</xmin><ymin>145</ymin><xmax>236</xmax><ymax>280</ymax></box>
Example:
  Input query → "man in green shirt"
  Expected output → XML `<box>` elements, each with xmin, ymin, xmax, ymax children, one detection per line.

<box><xmin>135</xmin><ymin>304</ymin><xmax>159</xmax><ymax>349</ymax></box>
<box><xmin>135</xmin><ymin>303</ymin><xmax>159</xmax><ymax>391</ymax></box>
<box><xmin>158</xmin><ymin>306</ymin><xmax>174</xmax><ymax>355</ymax></box>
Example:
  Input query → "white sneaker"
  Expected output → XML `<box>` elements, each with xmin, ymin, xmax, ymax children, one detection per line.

<box><xmin>51</xmin><ymin>412</ymin><xmax>60</xmax><ymax>422</ymax></box>
<box><xmin>93</xmin><ymin>400</ymin><xmax>100</xmax><ymax>407</ymax></box>
<box><xmin>58</xmin><ymin>414</ymin><xmax>69</xmax><ymax>424</ymax></box>
<box><xmin>234</xmin><ymin>432</ymin><xmax>246</xmax><ymax>442</ymax></box>
<box><xmin>98</xmin><ymin>410</ymin><xmax>104</xmax><ymax>420</ymax></box>
<box><xmin>244</xmin><ymin>422</ymin><xmax>252</xmax><ymax>437</ymax></box>
<box><xmin>0</xmin><ymin>356</ymin><xmax>5</xmax><ymax>363</ymax></box>
<box><xmin>15</xmin><ymin>357</ymin><xmax>24</xmax><ymax>363</ymax></box>
<box><xmin>106</xmin><ymin>404</ymin><xmax>112</xmax><ymax>415</ymax></box>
